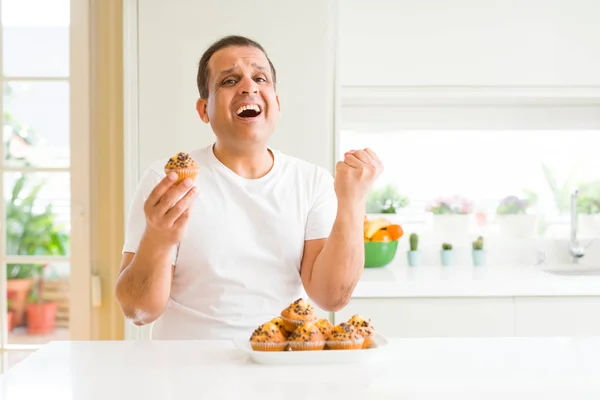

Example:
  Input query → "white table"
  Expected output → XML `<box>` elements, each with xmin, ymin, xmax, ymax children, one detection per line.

<box><xmin>1</xmin><ymin>337</ymin><xmax>600</xmax><ymax>399</ymax></box>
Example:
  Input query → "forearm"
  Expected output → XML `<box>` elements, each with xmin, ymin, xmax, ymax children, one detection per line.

<box><xmin>115</xmin><ymin>232</ymin><xmax>174</xmax><ymax>325</ymax></box>
<box><xmin>309</xmin><ymin>201</ymin><xmax>365</xmax><ymax>311</ymax></box>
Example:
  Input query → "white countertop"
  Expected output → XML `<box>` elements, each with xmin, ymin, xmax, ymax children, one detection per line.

<box><xmin>2</xmin><ymin>338</ymin><xmax>600</xmax><ymax>399</ymax></box>
<box><xmin>352</xmin><ymin>263</ymin><xmax>600</xmax><ymax>298</ymax></box>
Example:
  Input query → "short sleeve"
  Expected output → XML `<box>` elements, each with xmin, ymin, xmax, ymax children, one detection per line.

<box><xmin>122</xmin><ymin>167</ymin><xmax>163</xmax><ymax>254</ymax></box>
<box><xmin>304</xmin><ymin>169</ymin><xmax>338</xmax><ymax>241</ymax></box>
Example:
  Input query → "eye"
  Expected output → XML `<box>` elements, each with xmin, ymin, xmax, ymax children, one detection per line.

<box><xmin>222</xmin><ymin>78</ymin><xmax>237</xmax><ymax>85</ymax></box>
<box><xmin>255</xmin><ymin>77</ymin><xmax>267</xmax><ymax>83</ymax></box>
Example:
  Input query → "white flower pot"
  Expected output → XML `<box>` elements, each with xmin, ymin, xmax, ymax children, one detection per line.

<box><xmin>432</xmin><ymin>215</ymin><xmax>471</xmax><ymax>242</ymax></box>
<box><xmin>495</xmin><ymin>215</ymin><xmax>538</xmax><ymax>238</ymax></box>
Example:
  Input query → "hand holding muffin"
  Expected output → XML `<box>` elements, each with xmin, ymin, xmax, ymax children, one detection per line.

<box><xmin>142</xmin><ymin>152</ymin><xmax>200</xmax><ymax>246</ymax></box>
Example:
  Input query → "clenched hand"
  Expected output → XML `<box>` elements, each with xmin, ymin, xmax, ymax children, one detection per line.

<box><xmin>334</xmin><ymin>148</ymin><xmax>383</xmax><ymax>207</ymax></box>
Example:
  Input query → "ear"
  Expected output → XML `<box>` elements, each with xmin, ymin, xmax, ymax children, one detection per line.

<box><xmin>196</xmin><ymin>98</ymin><xmax>209</xmax><ymax>123</ymax></box>
<box><xmin>276</xmin><ymin>94</ymin><xmax>280</xmax><ymax>111</ymax></box>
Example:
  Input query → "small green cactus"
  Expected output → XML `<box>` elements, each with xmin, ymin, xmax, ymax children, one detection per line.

<box><xmin>472</xmin><ymin>236</ymin><xmax>484</xmax><ymax>250</ymax></box>
<box><xmin>442</xmin><ymin>243</ymin><xmax>453</xmax><ymax>250</ymax></box>
<box><xmin>409</xmin><ymin>233</ymin><xmax>418</xmax><ymax>251</ymax></box>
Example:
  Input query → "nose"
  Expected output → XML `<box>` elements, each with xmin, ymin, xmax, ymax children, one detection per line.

<box><xmin>238</xmin><ymin>76</ymin><xmax>258</xmax><ymax>95</ymax></box>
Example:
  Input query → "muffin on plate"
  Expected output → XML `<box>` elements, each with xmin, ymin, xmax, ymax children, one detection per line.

<box><xmin>348</xmin><ymin>314</ymin><xmax>376</xmax><ymax>349</ymax></box>
<box><xmin>269</xmin><ymin>316</ymin><xmax>291</xmax><ymax>338</ymax></box>
<box><xmin>326</xmin><ymin>322</ymin><xmax>364</xmax><ymax>350</ymax></box>
<box><xmin>249</xmin><ymin>321</ymin><xmax>288</xmax><ymax>352</ymax></box>
<box><xmin>314</xmin><ymin>318</ymin><xmax>334</xmax><ymax>338</ymax></box>
<box><xmin>287</xmin><ymin>321</ymin><xmax>326</xmax><ymax>351</ymax></box>
<box><xmin>164</xmin><ymin>152</ymin><xmax>199</xmax><ymax>184</ymax></box>
<box><xmin>280</xmin><ymin>298</ymin><xmax>317</xmax><ymax>332</ymax></box>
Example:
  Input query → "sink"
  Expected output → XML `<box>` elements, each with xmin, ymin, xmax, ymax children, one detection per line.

<box><xmin>541</xmin><ymin>265</ymin><xmax>600</xmax><ymax>276</ymax></box>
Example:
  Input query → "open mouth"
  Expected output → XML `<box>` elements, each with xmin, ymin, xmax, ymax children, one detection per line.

<box><xmin>235</xmin><ymin>104</ymin><xmax>262</xmax><ymax>119</ymax></box>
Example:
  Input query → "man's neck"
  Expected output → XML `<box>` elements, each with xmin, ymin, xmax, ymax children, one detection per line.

<box><xmin>212</xmin><ymin>141</ymin><xmax>274</xmax><ymax>179</ymax></box>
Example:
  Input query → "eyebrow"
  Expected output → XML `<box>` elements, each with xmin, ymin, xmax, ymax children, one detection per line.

<box><xmin>217</xmin><ymin>63</ymin><xmax>267</xmax><ymax>79</ymax></box>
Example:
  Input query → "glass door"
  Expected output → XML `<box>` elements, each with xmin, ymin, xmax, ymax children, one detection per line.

<box><xmin>0</xmin><ymin>0</ymin><xmax>90</xmax><ymax>372</ymax></box>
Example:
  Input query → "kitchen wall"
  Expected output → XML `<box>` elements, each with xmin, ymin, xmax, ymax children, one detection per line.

<box><xmin>123</xmin><ymin>0</ymin><xmax>337</xmax><ymax>339</ymax></box>
<box><xmin>124</xmin><ymin>0</ymin><xmax>600</xmax><ymax>338</ymax></box>
<box><xmin>131</xmin><ymin>0</ymin><xmax>337</xmax><ymax>174</ymax></box>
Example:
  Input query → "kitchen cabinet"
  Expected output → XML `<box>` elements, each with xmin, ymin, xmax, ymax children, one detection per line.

<box><xmin>129</xmin><ymin>296</ymin><xmax>600</xmax><ymax>340</ymax></box>
<box><xmin>333</xmin><ymin>296</ymin><xmax>600</xmax><ymax>338</ymax></box>
<box><xmin>514</xmin><ymin>297</ymin><xmax>600</xmax><ymax>336</ymax></box>
<box><xmin>340</xmin><ymin>0</ymin><xmax>600</xmax><ymax>87</ymax></box>
<box><xmin>334</xmin><ymin>297</ymin><xmax>515</xmax><ymax>337</ymax></box>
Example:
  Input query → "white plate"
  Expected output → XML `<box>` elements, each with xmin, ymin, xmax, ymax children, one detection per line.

<box><xmin>233</xmin><ymin>334</ymin><xmax>389</xmax><ymax>365</ymax></box>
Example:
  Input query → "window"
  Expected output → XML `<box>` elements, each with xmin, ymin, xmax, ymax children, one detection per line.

<box><xmin>340</xmin><ymin>89</ymin><xmax>600</xmax><ymax>262</ymax></box>
<box><xmin>0</xmin><ymin>0</ymin><xmax>87</xmax><ymax>372</ymax></box>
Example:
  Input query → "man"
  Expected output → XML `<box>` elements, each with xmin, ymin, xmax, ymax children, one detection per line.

<box><xmin>115</xmin><ymin>35</ymin><xmax>383</xmax><ymax>340</ymax></box>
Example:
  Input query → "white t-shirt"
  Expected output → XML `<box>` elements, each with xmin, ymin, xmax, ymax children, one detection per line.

<box><xmin>122</xmin><ymin>144</ymin><xmax>337</xmax><ymax>340</ymax></box>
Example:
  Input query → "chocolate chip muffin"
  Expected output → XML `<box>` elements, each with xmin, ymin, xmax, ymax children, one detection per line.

<box><xmin>348</xmin><ymin>314</ymin><xmax>376</xmax><ymax>349</ymax></box>
<box><xmin>326</xmin><ymin>322</ymin><xmax>364</xmax><ymax>350</ymax></box>
<box><xmin>287</xmin><ymin>321</ymin><xmax>326</xmax><ymax>351</ymax></box>
<box><xmin>249</xmin><ymin>321</ymin><xmax>288</xmax><ymax>352</ymax></box>
<box><xmin>164</xmin><ymin>152</ymin><xmax>199</xmax><ymax>184</ymax></box>
<box><xmin>280</xmin><ymin>298</ymin><xmax>317</xmax><ymax>332</ymax></box>
<box><xmin>269</xmin><ymin>317</ymin><xmax>290</xmax><ymax>338</ymax></box>
<box><xmin>314</xmin><ymin>318</ymin><xmax>334</xmax><ymax>338</ymax></box>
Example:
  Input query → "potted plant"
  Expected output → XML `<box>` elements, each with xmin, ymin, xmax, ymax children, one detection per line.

<box><xmin>472</xmin><ymin>236</ymin><xmax>486</xmax><ymax>266</ymax></box>
<box><xmin>427</xmin><ymin>195</ymin><xmax>473</xmax><ymax>215</ymax></box>
<box><xmin>3</xmin><ymin>89</ymin><xmax>65</xmax><ymax>330</ymax></box>
<box><xmin>427</xmin><ymin>196</ymin><xmax>473</xmax><ymax>241</ymax></box>
<box><xmin>7</xmin><ymin>299</ymin><xmax>14</xmax><ymax>333</ymax></box>
<box><xmin>495</xmin><ymin>193</ymin><xmax>538</xmax><ymax>238</ymax></box>
<box><xmin>576</xmin><ymin>180</ymin><xmax>600</xmax><ymax>237</ymax></box>
<box><xmin>4</xmin><ymin>96</ymin><xmax>37</xmax><ymax>326</ymax></box>
<box><xmin>6</xmin><ymin>266</ymin><xmax>34</xmax><ymax>327</ymax></box>
<box><xmin>4</xmin><ymin>174</ymin><xmax>69</xmax><ymax>328</ymax></box>
<box><xmin>440</xmin><ymin>243</ymin><xmax>455</xmax><ymax>266</ymax></box>
<box><xmin>5</xmin><ymin>175</ymin><xmax>47</xmax><ymax>327</ymax></box>
<box><xmin>366</xmin><ymin>184</ymin><xmax>409</xmax><ymax>214</ymax></box>
<box><xmin>406</xmin><ymin>233</ymin><xmax>421</xmax><ymax>267</ymax></box>
<box><xmin>26</xmin><ymin>265</ymin><xmax>57</xmax><ymax>335</ymax></box>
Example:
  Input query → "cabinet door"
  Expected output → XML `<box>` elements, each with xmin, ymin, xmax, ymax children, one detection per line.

<box><xmin>515</xmin><ymin>297</ymin><xmax>600</xmax><ymax>336</ymax></box>
<box><xmin>335</xmin><ymin>298</ymin><xmax>514</xmax><ymax>337</ymax></box>
<box><xmin>340</xmin><ymin>0</ymin><xmax>600</xmax><ymax>87</ymax></box>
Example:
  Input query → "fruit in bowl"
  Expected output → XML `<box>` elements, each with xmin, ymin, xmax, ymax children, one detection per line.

<box><xmin>364</xmin><ymin>217</ymin><xmax>403</xmax><ymax>268</ymax></box>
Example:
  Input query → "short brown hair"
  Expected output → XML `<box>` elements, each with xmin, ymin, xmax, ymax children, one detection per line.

<box><xmin>196</xmin><ymin>35</ymin><xmax>277</xmax><ymax>99</ymax></box>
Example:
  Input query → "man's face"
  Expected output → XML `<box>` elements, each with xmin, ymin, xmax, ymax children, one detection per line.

<box><xmin>197</xmin><ymin>46</ymin><xmax>280</xmax><ymax>148</ymax></box>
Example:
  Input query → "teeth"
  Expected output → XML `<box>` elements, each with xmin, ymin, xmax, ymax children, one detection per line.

<box><xmin>235</xmin><ymin>104</ymin><xmax>261</xmax><ymax>115</ymax></box>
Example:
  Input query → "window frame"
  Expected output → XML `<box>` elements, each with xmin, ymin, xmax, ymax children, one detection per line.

<box><xmin>336</xmin><ymin>86</ymin><xmax>600</xmax><ymax>233</ymax></box>
<box><xmin>0</xmin><ymin>0</ymin><xmax>92</xmax><ymax>372</ymax></box>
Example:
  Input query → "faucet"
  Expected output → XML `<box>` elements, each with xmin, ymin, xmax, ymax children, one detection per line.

<box><xmin>570</xmin><ymin>189</ymin><xmax>585</xmax><ymax>263</ymax></box>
